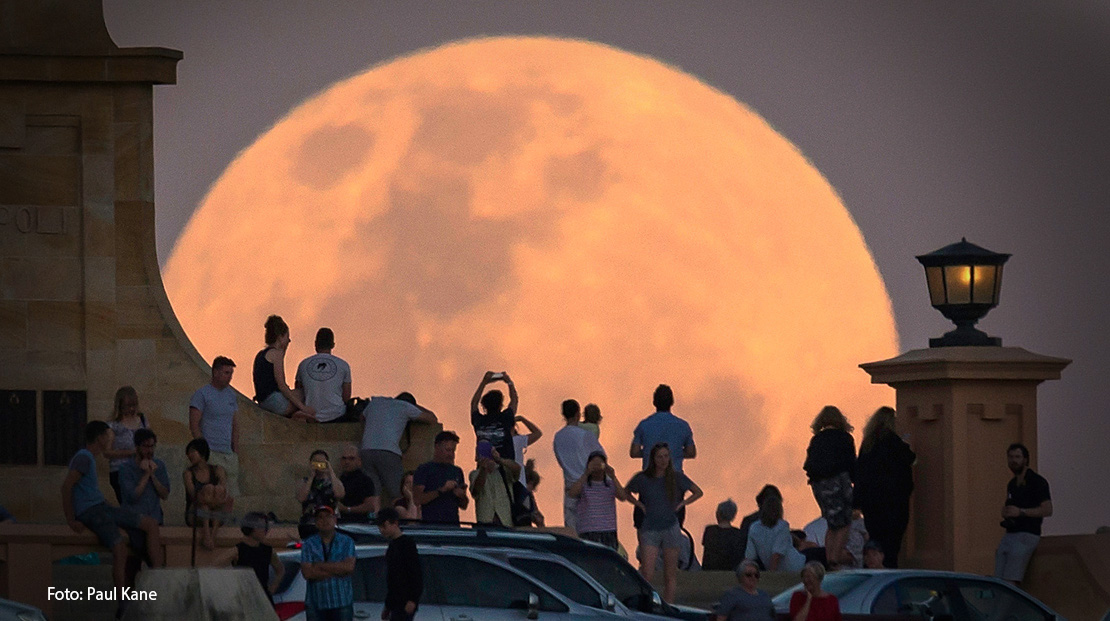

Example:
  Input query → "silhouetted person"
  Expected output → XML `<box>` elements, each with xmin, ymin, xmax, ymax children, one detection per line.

<box><xmin>471</xmin><ymin>371</ymin><xmax>519</xmax><ymax>460</ymax></box>
<box><xmin>803</xmin><ymin>406</ymin><xmax>856</xmax><ymax>567</ymax></box>
<box><xmin>854</xmin><ymin>406</ymin><xmax>914</xmax><ymax>568</ymax></box>
<box><xmin>630</xmin><ymin>384</ymin><xmax>696</xmax><ymax>472</ymax></box>
<box><xmin>702</xmin><ymin>499</ymin><xmax>746</xmax><ymax>572</ymax></box>
<box><xmin>295</xmin><ymin>327</ymin><xmax>352</xmax><ymax>423</ymax></box>
<box><xmin>553</xmin><ymin>399</ymin><xmax>603</xmax><ymax>532</ymax></box>
<box><xmin>360</xmin><ymin>392</ymin><xmax>437</xmax><ymax>502</ymax></box>
<box><xmin>377</xmin><ymin>507</ymin><xmax>422</xmax><ymax>621</ymax></box>
<box><xmin>253</xmin><ymin>315</ymin><xmax>314</xmax><ymax>420</ymax></box>
<box><xmin>105</xmin><ymin>386</ymin><xmax>149</xmax><ymax>504</ymax></box>
<box><xmin>226</xmin><ymin>512</ymin><xmax>284</xmax><ymax>604</ymax></box>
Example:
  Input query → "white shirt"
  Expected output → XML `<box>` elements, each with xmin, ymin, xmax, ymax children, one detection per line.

<box><xmin>552</xmin><ymin>425</ymin><xmax>604</xmax><ymax>489</ymax></box>
<box><xmin>295</xmin><ymin>353</ymin><xmax>352</xmax><ymax>422</ymax></box>
<box><xmin>360</xmin><ymin>397</ymin><xmax>422</xmax><ymax>454</ymax></box>
<box><xmin>513</xmin><ymin>435</ymin><xmax>529</xmax><ymax>486</ymax></box>
<box><xmin>745</xmin><ymin>519</ymin><xmax>806</xmax><ymax>572</ymax></box>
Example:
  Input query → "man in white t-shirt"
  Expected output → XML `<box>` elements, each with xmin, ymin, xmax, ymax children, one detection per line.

<box><xmin>294</xmin><ymin>328</ymin><xmax>352</xmax><ymax>423</ymax></box>
<box><xmin>360</xmin><ymin>392</ymin><xmax>437</xmax><ymax>500</ymax></box>
<box><xmin>552</xmin><ymin>399</ymin><xmax>604</xmax><ymax>533</ymax></box>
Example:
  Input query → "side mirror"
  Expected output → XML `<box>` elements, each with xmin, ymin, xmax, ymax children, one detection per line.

<box><xmin>526</xmin><ymin>592</ymin><xmax>539</xmax><ymax>620</ymax></box>
<box><xmin>605</xmin><ymin>593</ymin><xmax>618</xmax><ymax>611</ymax></box>
<box><xmin>652</xmin><ymin>591</ymin><xmax>663</xmax><ymax>609</ymax></box>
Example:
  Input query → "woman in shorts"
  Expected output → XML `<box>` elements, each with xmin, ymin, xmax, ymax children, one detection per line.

<box><xmin>626</xmin><ymin>443</ymin><xmax>703</xmax><ymax>603</ymax></box>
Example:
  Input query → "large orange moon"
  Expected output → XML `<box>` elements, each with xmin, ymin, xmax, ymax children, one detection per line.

<box><xmin>164</xmin><ymin>37</ymin><xmax>897</xmax><ymax>547</ymax></box>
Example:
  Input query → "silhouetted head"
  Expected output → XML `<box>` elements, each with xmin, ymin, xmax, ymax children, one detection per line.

<box><xmin>395</xmin><ymin>392</ymin><xmax>417</xmax><ymax>406</ymax></box>
<box><xmin>811</xmin><ymin>405</ymin><xmax>853</xmax><ymax>434</ymax></box>
<box><xmin>561</xmin><ymin>399</ymin><xmax>581</xmax><ymax>422</ymax></box>
<box><xmin>185</xmin><ymin>438</ymin><xmax>210</xmax><ymax>463</ymax></box>
<box><xmin>480</xmin><ymin>390</ymin><xmax>504</xmax><ymax>414</ymax></box>
<box><xmin>314</xmin><ymin>327</ymin><xmax>335</xmax><ymax>351</ymax></box>
<box><xmin>211</xmin><ymin>356</ymin><xmax>236</xmax><ymax>388</ymax></box>
<box><xmin>759</xmin><ymin>495</ymin><xmax>783</xmax><ymax>528</ymax></box>
<box><xmin>434</xmin><ymin>431</ymin><xmax>460</xmax><ymax>463</ymax></box>
<box><xmin>264</xmin><ymin>315</ymin><xmax>289</xmax><ymax>346</ymax></box>
<box><xmin>84</xmin><ymin>420</ymin><xmax>111</xmax><ymax>446</ymax></box>
<box><xmin>861</xmin><ymin>406</ymin><xmax>897</xmax><ymax>454</ymax></box>
<box><xmin>583</xmin><ymin>403</ymin><xmax>602</xmax><ymax>424</ymax></box>
<box><xmin>716</xmin><ymin>499</ymin><xmax>738</xmax><ymax>524</ymax></box>
<box><xmin>653</xmin><ymin>384</ymin><xmax>674</xmax><ymax>411</ymax></box>
<box><xmin>755</xmin><ymin>484</ymin><xmax>782</xmax><ymax>507</ymax></box>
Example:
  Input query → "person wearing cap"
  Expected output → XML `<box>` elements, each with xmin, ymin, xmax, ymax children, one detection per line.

<box><xmin>712</xmin><ymin>559</ymin><xmax>775</xmax><ymax>621</ymax></box>
<box><xmin>568</xmin><ymin>451</ymin><xmax>634</xmax><ymax>551</ymax></box>
<box><xmin>295</xmin><ymin>327</ymin><xmax>353</xmax><ymax>423</ymax></box>
<box><xmin>301</xmin><ymin>504</ymin><xmax>356</xmax><ymax>620</ymax></box>
<box><xmin>377</xmin><ymin>507</ymin><xmax>422</xmax><ymax>620</ymax></box>
<box><xmin>412</xmin><ymin>431</ymin><xmax>469</xmax><ymax>524</ymax></box>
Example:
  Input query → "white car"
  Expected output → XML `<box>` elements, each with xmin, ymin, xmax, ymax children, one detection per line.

<box><xmin>0</xmin><ymin>598</ymin><xmax>46</xmax><ymax>621</ymax></box>
<box><xmin>274</xmin><ymin>544</ymin><xmax>644</xmax><ymax>620</ymax></box>
<box><xmin>771</xmin><ymin>569</ymin><xmax>1064</xmax><ymax>620</ymax></box>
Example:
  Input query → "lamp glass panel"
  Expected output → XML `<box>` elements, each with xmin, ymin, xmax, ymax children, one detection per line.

<box><xmin>944</xmin><ymin>265</ymin><xmax>972</xmax><ymax>304</ymax></box>
<box><xmin>993</xmin><ymin>264</ymin><xmax>1004</xmax><ymax>303</ymax></box>
<box><xmin>972</xmin><ymin>265</ymin><xmax>997</xmax><ymax>304</ymax></box>
<box><xmin>925</xmin><ymin>267</ymin><xmax>946</xmax><ymax>306</ymax></box>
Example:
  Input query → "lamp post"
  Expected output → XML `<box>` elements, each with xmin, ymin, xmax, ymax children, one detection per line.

<box><xmin>916</xmin><ymin>238</ymin><xmax>1010</xmax><ymax>347</ymax></box>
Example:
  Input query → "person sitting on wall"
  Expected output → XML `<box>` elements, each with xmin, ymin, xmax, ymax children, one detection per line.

<box><xmin>253</xmin><ymin>314</ymin><xmax>315</xmax><ymax>421</ymax></box>
<box><xmin>702</xmin><ymin>499</ymin><xmax>747</xmax><ymax>572</ymax></box>
<box><xmin>224</xmin><ymin>512</ymin><xmax>285</xmax><ymax>604</ymax></box>
<box><xmin>297</xmin><ymin>449</ymin><xmax>346</xmax><ymax>539</ymax></box>
<box><xmin>62</xmin><ymin>421</ymin><xmax>165</xmax><ymax>604</ymax></box>
<box><xmin>183</xmin><ymin>437</ymin><xmax>232</xmax><ymax>550</ymax></box>
<box><xmin>118</xmin><ymin>428</ymin><xmax>170</xmax><ymax>583</ymax></box>
<box><xmin>294</xmin><ymin>327</ymin><xmax>353</xmax><ymax>423</ymax></box>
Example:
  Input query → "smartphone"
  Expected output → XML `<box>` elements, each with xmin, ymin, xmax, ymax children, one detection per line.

<box><xmin>477</xmin><ymin>441</ymin><xmax>494</xmax><ymax>460</ymax></box>
<box><xmin>312</xmin><ymin>460</ymin><xmax>328</xmax><ymax>471</ymax></box>
<box><xmin>490</xmin><ymin>372</ymin><xmax>505</xmax><ymax>380</ymax></box>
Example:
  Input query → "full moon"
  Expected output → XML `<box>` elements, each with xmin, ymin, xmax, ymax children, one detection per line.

<box><xmin>164</xmin><ymin>37</ymin><xmax>897</xmax><ymax>544</ymax></box>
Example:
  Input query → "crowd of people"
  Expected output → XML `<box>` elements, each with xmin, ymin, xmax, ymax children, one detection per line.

<box><xmin>49</xmin><ymin>313</ymin><xmax>1055</xmax><ymax>621</ymax></box>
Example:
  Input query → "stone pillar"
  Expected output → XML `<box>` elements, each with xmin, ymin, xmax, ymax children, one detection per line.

<box><xmin>860</xmin><ymin>346</ymin><xmax>1069</xmax><ymax>574</ymax></box>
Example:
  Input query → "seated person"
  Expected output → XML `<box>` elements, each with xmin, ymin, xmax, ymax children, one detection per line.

<box><xmin>744</xmin><ymin>496</ymin><xmax>806</xmax><ymax>572</ymax></box>
<box><xmin>225</xmin><ymin>512</ymin><xmax>285</xmax><ymax>604</ymax></box>
<box><xmin>702</xmin><ymin>499</ymin><xmax>747</xmax><ymax>571</ymax></box>
<box><xmin>63</xmin><ymin>421</ymin><xmax>164</xmax><ymax>598</ymax></box>
<box><xmin>183</xmin><ymin>437</ymin><xmax>232</xmax><ymax>549</ymax></box>
<box><xmin>296</xmin><ymin>449</ymin><xmax>345</xmax><ymax>538</ymax></box>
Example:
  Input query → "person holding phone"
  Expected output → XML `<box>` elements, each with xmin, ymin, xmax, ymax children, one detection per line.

<box><xmin>469</xmin><ymin>443</ymin><xmax>518</xmax><ymax>525</ymax></box>
<box><xmin>470</xmin><ymin>371</ymin><xmax>518</xmax><ymax>462</ymax></box>
<box><xmin>296</xmin><ymin>449</ymin><xmax>345</xmax><ymax>538</ymax></box>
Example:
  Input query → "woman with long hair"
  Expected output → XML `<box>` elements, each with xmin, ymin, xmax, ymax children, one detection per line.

<box><xmin>803</xmin><ymin>406</ymin><xmax>856</xmax><ymax>567</ymax></box>
<box><xmin>104</xmin><ymin>386</ymin><xmax>148</xmax><ymax>503</ymax></box>
<box><xmin>854</xmin><ymin>406</ymin><xmax>915</xmax><ymax>567</ymax></box>
<box><xmin>743</xmin><ymin>495</ymin><xmax>807</xmax><ymax>572</ymax></box>
<box><xmin>626</xmin><ymin>443</ymin><xmax>703</xmax><ymax>603</ymax></box>
<box><xmin>253</xmin><ymin>315</ymin><xmax>314</xmax><ymax>421</ymax></box>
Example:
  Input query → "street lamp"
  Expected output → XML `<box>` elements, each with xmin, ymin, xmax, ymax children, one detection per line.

<box><xmin>916</xmin><ymin>238</ymin><xmax>1010</xmax><ymax>347</ymax></box>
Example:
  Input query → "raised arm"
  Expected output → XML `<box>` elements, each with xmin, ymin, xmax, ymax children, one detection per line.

<box><xmin>515</xmin><ymin>415</ymin><xmax>543</xmax><ymax>445</ymax></box>
<box><xmin>471</xmin><ymin>371</ymin><xmax>494</xmax><ymax>412</ymax></box>
<box><xmin>504</xmin><ymin>372</ymin><xmax>519</xmax><ymax>413</ymax></box>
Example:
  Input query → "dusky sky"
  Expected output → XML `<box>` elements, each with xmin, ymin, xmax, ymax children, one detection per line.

<box><xmin>104</xmin><ymin>1</ymin><xmax>1110</xmax><ymax>534</ymax></box>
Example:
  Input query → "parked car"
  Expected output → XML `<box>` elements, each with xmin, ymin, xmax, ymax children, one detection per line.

<box><xmin>0</xmin><ymin>597</ymin><xmax>46</xmax><ymax>621</ymax></box>
<box><xmin>274</xmin><ymin>544</ymin><xmax>647</xmax><ymax>620</ymax></box>
<box><xmin>335</xmin><ymin>523</ymin><xmax>708</xmax><ymax>620</ymax></box>
<box><xmin>770</xmin><ymin>569</ymin><xmax>1064</xmax><ymax>620</ymax></box>
<box><xmin>471</xmin><ymin>547</ymin><xmax>674</xmax><ymax>620</ymax></box>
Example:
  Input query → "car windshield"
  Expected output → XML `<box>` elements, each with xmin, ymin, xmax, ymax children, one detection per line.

<box><xmin>771</xmin><ymin>573</ymin><xmax>872</xmax><ymax>605</ymax></box>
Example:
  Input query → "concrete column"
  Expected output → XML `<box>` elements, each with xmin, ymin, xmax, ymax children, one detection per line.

<box><xmin>860</xmin><ymin>346</ymin><xmax>1069</xmax><ymax>574</ymax></box>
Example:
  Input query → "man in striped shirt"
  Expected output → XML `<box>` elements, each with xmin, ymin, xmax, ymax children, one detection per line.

<box><xmin>301</xmin><ymin>505</ymin><xmax>356</xmax><ymax>620</ymax></box>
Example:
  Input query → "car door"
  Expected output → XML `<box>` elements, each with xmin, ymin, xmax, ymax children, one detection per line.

<box><xmin>952</xmin><ymin>578</ymin><xmax>1054</xmax><ymax>621</ymax></box>
<box><xmin>423</xmin><ymin>554</ymin><xmax>576</xmax><ymax>621</ymax></box>
<box><xmin>870</xmin><ymin>576</ymin><xmax>962</xmax><ymax>619</ymax></box>
<box><xmin>505</xmin><ymin>557</ymin><xmax>608</xmax><ymax>611</ymax></box>
<box><xmin>351</xmin><ymin>555</ymin><xmax>444</xmax><ymax>621</ymax></box>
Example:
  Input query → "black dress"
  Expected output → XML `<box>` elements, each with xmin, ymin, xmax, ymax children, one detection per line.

<box><xmin>854</xmin><ymin>430</ymin><xmax>915</xmax><ymax>567</ymax></box>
